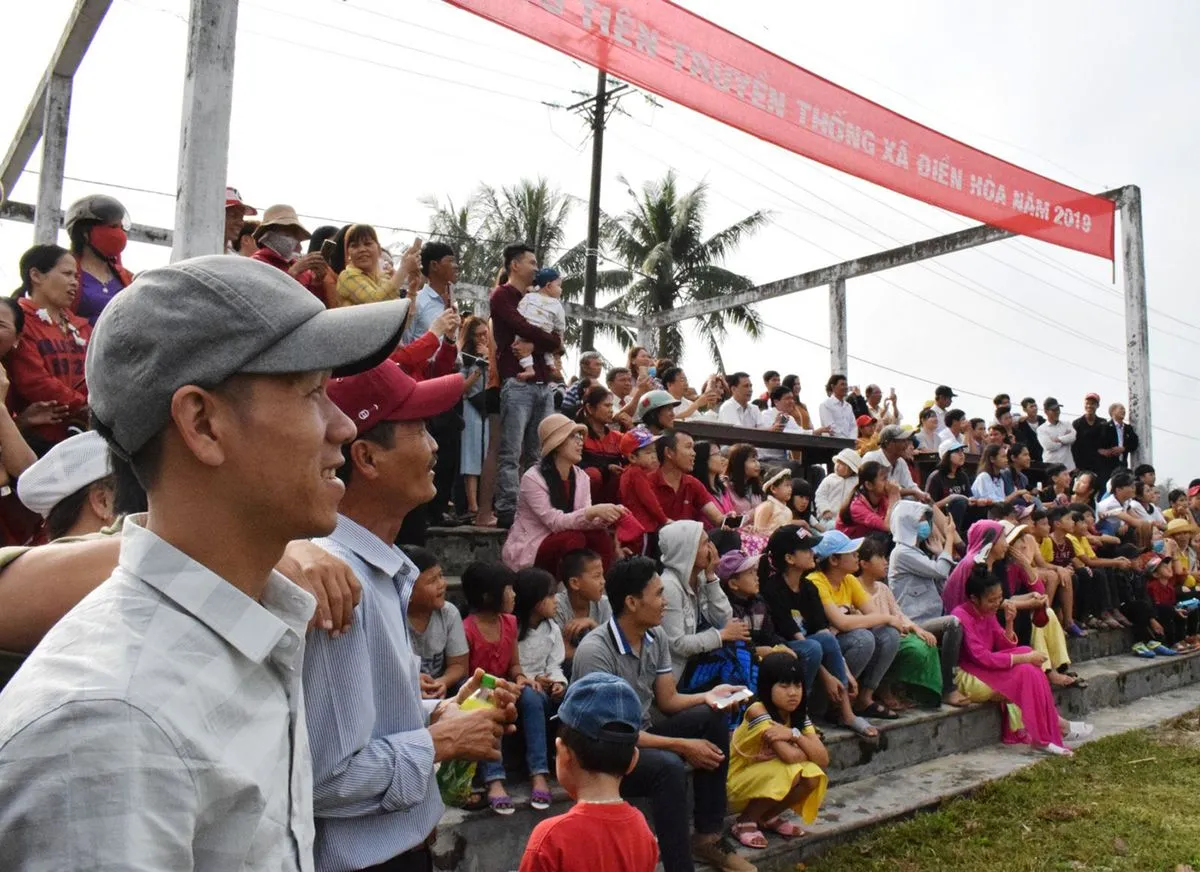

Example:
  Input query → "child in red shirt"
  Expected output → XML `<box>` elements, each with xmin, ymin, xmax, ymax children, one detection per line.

<box><xmin>519</xmin><ymin>673</ymin><xmax>658</xmax><ymax>872</ymax></box>
<box><xmin>616</xmin><ymin>428</ymin><xmax>668</xmax><ymax>555</ymax></box>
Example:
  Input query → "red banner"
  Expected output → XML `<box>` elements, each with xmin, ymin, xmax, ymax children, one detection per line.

<box><xmin>444</xmin><ymin>0</ymin><xmax>1115</xmax><ymax>260</ymax></box>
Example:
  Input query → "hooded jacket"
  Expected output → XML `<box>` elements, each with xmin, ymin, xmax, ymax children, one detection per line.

<box><xmin>658</xmin><ymin>520</ymin><xmax>733</xmax><ymax>679</ymax></box>
<box><xmin>942</xmin><ymin>521</ymin><xmax>1005</xmax><ymax>614</ymax></box>
<box><xmin>888</xmin><ymin>501</ymin><xmax>956</xmax><ymax>624</ymax></box>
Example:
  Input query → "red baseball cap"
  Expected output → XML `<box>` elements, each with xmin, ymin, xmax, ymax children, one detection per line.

<box><xmin>327</xmin><ymin>362</ymin><xmax>464</xmax><ymax>437</ymax></box>
<box><xmin>225</xmin><ymin>185</ymin><xmax>258</xmax><ymax>216</ymax></box>
<box><xmin>855</xmin><ymin>414</ymin><xmax>876</xmax><ymax>427</ymax></box>
<box><xmin>1084</xmin><ymin>392</ymin><xmax>1100</xmax><ymax>402</ymax></box>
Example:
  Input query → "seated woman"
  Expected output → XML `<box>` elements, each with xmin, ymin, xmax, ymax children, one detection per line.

<box><xmin>658</xmin><ymin>520</ymin><xmax>739</xmax><ymax>681</ymax></box>
<box><xmin>924</xmin><ymin>438</ymin><xmax>973</xmax><ymax>536</ymax></box>
<box><xmin>887</xmin><ymin>501</ymin><xmax>969</xmax><ymax>706</ymax></box>
<box><xmin>64</xmin><ymin>194</ymin><xmax>133</xmax><ymax>325</ymax></box>
<box><xmin>952</xmin><ymin>569</ymin><xmax>1093</xmax><ymax>755</ymax></box>
<box><xmin>836</xmin><ymin>460</ymin><xmax>899</xmax><ymax>541</ymax></box>
<box><xmin>971</xmin><ymin>445</ymin><xmax>1028</xmax><ymax>510</ymax></box>
<box><xmin>577</xmin><ymin>385</ymin><xmax>625</xmax><ymax>505</ymax></box>
<box><xmin>942</xmin><ymin>520</ymin><xmax>1006</xmax><ymax>614</ymax></box>
<box><xmin>335</xmin><ymin>223</ymin><xmax>409</xmax><ymax>305</ymax></box>
<box><xmin>913</xmin><ymin>408</ymin><xmax>940</xmax><ymax>454</ymax></box>
<box><xmin>1002</xmin><ymin>524</ymin><xmax>1081</xmax><ymax>688</ymax></box>
<box><xmin>726</xmin><ymin>443</ymin><xmax>765</xmax><ymax>520</ymax></box>
<box><xmin>7</xmin><ymin>245</ymin><xmax>91</xmax><ymax>451</ymax></box>
<box><xmin>502</xmin><ymin>413</ymin><xmax>623</xmax><ymax>574</ymax></box>
<box><xmin>692</xmin><ymin>440</ymin><xmax>731</xmax><ymax>521</ymax></box>
<box><xmin>805</xmin><ymin>531</ymin><xmax>903</xmax><ymax>720</ymax></box>
<box><xmin>634</xmin><ymin>389</ymin><xmax>680</xmax><ymax>435</ymax></box>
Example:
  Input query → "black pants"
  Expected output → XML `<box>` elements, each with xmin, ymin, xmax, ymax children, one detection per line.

<box><xmin>1121</xmin><ymin>598</ymin><xmax>1154</xmax><ymax>643</ymax></box>
<box><xmin>620</xmin><ymin>704</ymin><xmax>729</xmax><ymax>872</ymax></box>
<box><xmin>428</xmin><ymin>409</ymin><xmax>462</xmax><ymax>520</ymax></box>
<box><xmin>1076</xmin><ymin>567</ymin><xmax>1117</xmax><ymax>617</ymax></box>
<box><xmin>357</xmin><ymin>845</ymin><xmax>432</xmax><ymax>872</ymax></box>
<box><xmin>1154</xmin><ymin>603</ymin><xmax>1198</xmax><ymax>646</ymax></box>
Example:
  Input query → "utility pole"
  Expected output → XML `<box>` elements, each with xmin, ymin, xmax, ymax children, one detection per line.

<box><xmin>580</xmin><ymin>69</ymin><xmax>608</xmax><ymax>353</ymax></box>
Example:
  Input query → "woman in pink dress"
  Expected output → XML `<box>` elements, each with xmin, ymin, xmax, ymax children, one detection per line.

<box><xmin>951</xmin><ymin>569</ymin><xmax>1093</xmax><ymax>756</ymax></box>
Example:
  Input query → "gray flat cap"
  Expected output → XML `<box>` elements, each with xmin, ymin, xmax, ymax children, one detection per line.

<box><xmin>86</xmin><ymin>255</ymin><xmax>408</xmax><ymax>456</ymax></box>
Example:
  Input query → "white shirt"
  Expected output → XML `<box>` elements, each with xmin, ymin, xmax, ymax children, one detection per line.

<box><xmin>758</xmin><ymin>410</ymin><xmax>809</xmax><ymax>461</ymax></box>
<box><xmin>718</xmin><ymin>398</ymin><xmax>764</xmax><ymax>429</ymax></box>
<box><xmin>1037</xmin><ymin>420</ymin><xmax>1078</xmax><ymax>469</ymax></box>
<box><xmin>819</xmin><ymin>396</ymin><xmax>856</xmax><ymax>439</ymax></box>
<box><xmin>815</xmin><ymin>472</ymin><xmax>857</xmax><ymax>528</ymax></box>
<box><xmin>972</xmin><ymin>471</ymin><xmax>1008</xmax><ymax>502</ymax></box>
<box><xmin>517</xmin><ymin>619</ymin><xmax>568</xmax><ymax>686</ymax></box>
<box><xmin>0</xmin><ymin>515</ymin><xmax>317</xmax><ymax>872</ymax></box>
<box><xmin>862</xmin><ymin>447</ymin><xmax>917</xmax><ymax>490</ymax></box>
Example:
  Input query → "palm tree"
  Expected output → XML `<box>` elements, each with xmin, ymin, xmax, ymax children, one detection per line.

<box><xmin>420</xmin><ymin>194</ymin><xmax>496</xmax><ymax>287</ymax></box>
<box><xmin>597</xmin><ymin>170</ymin><xmax>769</xmax><ymax>368</ymax></box>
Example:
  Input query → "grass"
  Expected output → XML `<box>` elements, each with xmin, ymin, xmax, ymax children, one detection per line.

<box><xmin>811</xmin><ymin>711</ymin><xmax>1200</xmax><ymax>872</ymax></box>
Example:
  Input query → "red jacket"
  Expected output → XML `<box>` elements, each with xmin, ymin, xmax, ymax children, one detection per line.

<box><xmin>250</xmin><ymin>247</ymin><xmax>328</xmax><ymax>306</ymax></box>
<box><xmin>618</xmin><ymin>464</ymin><xmax>670</xmax><ymax>544</ymax></box>
<box><xmin>388</xmin><ymin>330</ymin><xmax>458</xmax><ymax>381</ymax></box>
<box><xmin>7</xmin><ymin>298</ymin><xmax>92</xmax><ymax>444</ymax></box>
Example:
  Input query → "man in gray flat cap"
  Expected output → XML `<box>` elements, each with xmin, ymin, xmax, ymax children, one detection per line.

<box><xmin>0</xmin><ymin>256</ymin><xmax>408</xmax><ymax>871</ymax></box>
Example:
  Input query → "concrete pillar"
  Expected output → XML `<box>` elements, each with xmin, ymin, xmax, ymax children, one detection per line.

<box><xmin>829</xmin><ymin>278</ymin><xmax>848</xmax><ymax>376</ymax></box>
<box><xmin>170</xmin><ymin>0</ymin><xmax>238</xmax><ymax>261</ymax></box>
<box><xmin>33</xmin><ymin>74</ymin><xmax>72</xmax><ymax>245</ymax></box>
<box><xmin>1119</xmin><ymin>186</ymin><xmax>1152</xmax><ymax>467</ymax></box>
<box><xmin>637</xmin><ymin>325</ymin><xmax>655</xmax><ymax>357</ymax></box>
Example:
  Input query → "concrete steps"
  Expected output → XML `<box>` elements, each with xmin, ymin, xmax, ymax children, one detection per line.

<box><xmin>428</xmin><ymin>639</ymin><xmax>1200</xmax><ymax>871</ymax></box>
<box><xmin>426</xmin><ymin>525</ymin><xmax>505</xmax><ymax>576</ymax></box>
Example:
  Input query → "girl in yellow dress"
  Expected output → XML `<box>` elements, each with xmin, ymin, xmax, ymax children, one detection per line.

<box><xmin>727</xmin><ymin>652</ymin><xmax>830</xmax><ymax>849</ymax></box>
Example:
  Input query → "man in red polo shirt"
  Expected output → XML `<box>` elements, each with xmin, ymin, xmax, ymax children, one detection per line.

<box><xmin>651</xmin><ymin>430</ymin><xmax>728</xmax><ymax>527</ymax></box>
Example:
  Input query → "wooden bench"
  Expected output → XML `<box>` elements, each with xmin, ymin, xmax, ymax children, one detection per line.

<box><xmin>674</xmin><ymin>420</ymin><xmax>854</xmax><ymax>469</ymax></box>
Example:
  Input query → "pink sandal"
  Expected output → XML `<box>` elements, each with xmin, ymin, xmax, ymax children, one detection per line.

<box><xmin>731</xmin><ymin>821</ymin><xmax>768</xmax><ymax>849</ymax></box>
<box><xmin>762</xmin><ymin>815</ymin><xmax>806</xmax><ymax>838</ymax></box>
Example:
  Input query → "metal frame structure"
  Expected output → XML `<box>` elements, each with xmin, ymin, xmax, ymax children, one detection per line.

<box><xmin>1</xmin><ymin>0</ymin><xmax>1152</xmax><ymax>467</ymax></box>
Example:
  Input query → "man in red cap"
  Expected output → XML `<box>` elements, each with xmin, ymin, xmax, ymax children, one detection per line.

<box><xmin>224</xmin><ymin>186</ymin><xmax>258</xmax><ymax>253</ymax></box>
<box><xmin>304</xmin><ymin>361</ymin><xmax>514</xmax><ymax>872</ymax></box>
<box><xmin>1072</xmin><ymin>392</ymin><xmax>1108</xmax><ymax>475</ymax></box>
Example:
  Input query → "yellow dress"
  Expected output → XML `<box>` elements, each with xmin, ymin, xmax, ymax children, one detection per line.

<box><xmin>726</xmin><ymin>711</ymin><xmax>828</xmax><ymax>823</ymax></box>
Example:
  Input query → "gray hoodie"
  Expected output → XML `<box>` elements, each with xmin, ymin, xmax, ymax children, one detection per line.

<box><xmin>888</xmin><ymin>501</ymin><xmax>956</xmax><ymax>624</ymax></box>
<box><xmin>658</xmin><ymin>520</ymin><xmax>734</xmax><ymax>680</ymax></box>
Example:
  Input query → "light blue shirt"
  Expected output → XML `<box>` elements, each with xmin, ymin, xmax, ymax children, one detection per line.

<box><xmin>305</xmin><ymin>515</ymin><xmax>442</xmax><ymax>872</ymax></box>
<box><xmin>402</xmin><ymin>283</ymin><xmax>449</xmax><ymax>346</ymax></box>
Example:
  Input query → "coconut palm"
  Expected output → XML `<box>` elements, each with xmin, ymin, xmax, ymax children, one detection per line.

<box><xmin>420</xmin><ymin>194</ymin><xmax>496</xmax><ymax>287</ymax></box>
<box><xmin>596</xmin><ymin>170</ymin><xmax>768</xmax><ymax>368</ymax></box>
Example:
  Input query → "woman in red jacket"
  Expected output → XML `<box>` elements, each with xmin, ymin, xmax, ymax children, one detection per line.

<box><xmin>7</xmin><ymin>245</ymin><xmax>91</xmax><ymax>450</ymax></box>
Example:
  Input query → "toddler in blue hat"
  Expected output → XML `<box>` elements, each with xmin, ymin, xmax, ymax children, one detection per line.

<box><xmin>516</xmin><ymin>266</ymin><xmax>566</xmax><ymax>382</ymax></box>
<box><xmin>518</xmin><ymin>673</ymin><xmax>660</xmax><ymax>872</ymax></box>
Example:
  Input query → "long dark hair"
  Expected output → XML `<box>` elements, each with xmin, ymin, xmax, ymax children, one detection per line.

<box><xmin>513</xmin><ymin>567</ymin><xmax>557</xmax><ymax>640</ymax></box>
<box><xmin>692</xmin><ymin>441</ymin><xmax>726</xmax><ymax>497</ymax></box>
<box><xmin>756</xmin><ymin>651</ymin><xmax>809</xmax><ymax>727</ymax></box>
<box><xmin>458</xmin><ymin>315</ymin><xmax>488</xmax><ymax>356</ymax></box>
<box><xmin>936</xmin><ymin>446</ymin><xmax>964</xmax><ymax>477</ymax></box>
<box><xmin>727</xmin><ymin>443</ymin><xmax>762</xmax><ymax>500</ymax></box>
<box><xmin>977</xmin><ymin>444</ymin><xmax>1003</xmax><ymax>478</ymax></box>
<box><xmin>839</xmin><ymin>460</ymin><xmax>885</xmax><ymax>527</ymax></box>
<box><xmin>788</xmin><ymin>475</ymin><xmax>814</xmax><ymax>523</ymax></box>
<box><xmin>758</xmin><ymin>524</ymin><xmax>810</xmax><ymax>584</ymax></box>
<box><xmin>16</xmin><ymin>244</ymin><xmax>71</xmax><ymax>298</ymax></box>
<box><xmin>538</xmin><ymin>455</ymin><xmax>572</xmax><ymax>512</ymax></box>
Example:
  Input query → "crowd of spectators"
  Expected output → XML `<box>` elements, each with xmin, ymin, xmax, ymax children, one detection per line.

<box><xmin>0</xmin><ymin>190</ymin><xmax>1195</xmax><ymax>872</ymax></box>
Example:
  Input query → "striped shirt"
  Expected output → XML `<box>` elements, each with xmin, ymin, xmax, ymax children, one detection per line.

<box><xmin>572</xmin><ymin>618</ymin><xmax>673</xmax><ymax>729</ymax></box>
<box><xmin>0</xmin><ymin>513</ymin><xmax>316</xmax><ymax>871</ymax></box>
<box><xmin>306</xmin><ymin>515</ymin><xmax>442</xmax><ymax>872</ymax></box>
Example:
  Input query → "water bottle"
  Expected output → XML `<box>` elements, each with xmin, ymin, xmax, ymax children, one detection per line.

<box><xmin>435</xmin><ymin>674</ymin><xmax>497</xmax><ymax>805</ymax></box>
<box><xmin>1179</xmin><ymin>598</ymin><xmax>1199</xmax><ymax>612</ymax></box>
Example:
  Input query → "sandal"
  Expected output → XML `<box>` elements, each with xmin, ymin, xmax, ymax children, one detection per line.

<box><xmin>762</xmin><ymin>815</ymin><xmax>806</xmax><ymax>839</ymax></box>
<box><xmin>463</xmin><ymin>790</ymin><xmax>489</xmax><ymax>812</ymax></box>
<box><xmin>731</xmin><ymin>821</ymin><xmax>768</xmax><ymax>850</ymax></box>
<box><xmin>843</xmin><ymin>715</ymin><xmax>880</xmax><ymax>739</ymax></box>
<box><xmin>530</xmin><ymin>789</ymin><xmax>553</xmax><ymax>810</ymax></box>
<box><xmin>488</xmin><ymin>794</ymin><xmax>515</xmax><ymax>816</ymax></box>
<box><xmin>858</xmin><ymin>701</ymin><xmax>900</xmax><ymax>720</ymax></box>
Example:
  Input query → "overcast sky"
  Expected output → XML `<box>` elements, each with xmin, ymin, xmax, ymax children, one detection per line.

<box><xmin>4</xmin><ymin>0</ymin><xmax>1199</xmax><ymax>483</ymax></box>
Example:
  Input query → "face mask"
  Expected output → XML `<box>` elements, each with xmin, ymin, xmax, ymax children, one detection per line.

<box><xmin>1152</xmin><ymin>540</ymin><xmax>1165</xmax><ymax>554</ymax></box>
<box><xmin>647</xmin><ymin>367</ymin><xmax>657</xmax><ymax>378</ymax></box>
<box><xmin>261</xmin><ymin>230</ymin><xmax>300</xmax><ymax>262</ymax></box>
<box><xmin>89</xmin><ymin>225</ymin><xmax>127</xmax><ymax>259</ymax></box>
<box><xmin>916</xmin><ymin>520</ymin><xmax>932</xmax><ymax>541</ymax></box>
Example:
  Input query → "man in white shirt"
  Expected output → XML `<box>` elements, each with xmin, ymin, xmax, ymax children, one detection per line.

<box><xmin>818</xmin><ymin>374</ymin><xmax>857</xmax><ymax>439</ymax></box>
<box><xmin>1037</xmin><ymin>397</ymin><xmax>1077</xmax><ymax>470</ymax></box>
<box><xmin>717</xmin><ymin>371</ymin><xmax>763</xmax><ymax>429</ymax></box>
<box><xmin>0</xmin><ymin>256</ymin><xmax>410</xmax><ymax>870</ymax></box>
<box><xmin>931</xmin><ymin>385</ymin><xmax>956</xmax><ymax>429</ymax></box>
<box><xmin>935</xmin><ymin>409</ymin><xmax>969</xmax><ymax>445</ymax></box>
<box><xmin>758</xmin><ymin>385</ymin><xmax>813</xmax><ymax>462</ymax></box>
<box><xmin>862</xmin><ymin>425</ymin><xmax>930</xmax><ymax>503</ymax></box>
<box><xmin>1095</xmin><ymin>472</ymin><xmax>1146</xmax><ymax>540</ymax></box>
<box><xmin>864</xmin><ymin>384</ymin><xmax>901</xmax><ymax>426</ymax></box>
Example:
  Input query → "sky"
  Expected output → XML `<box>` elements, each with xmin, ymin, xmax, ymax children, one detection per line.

<box><xmin>3</xmin><ymin>0</ymin><xmax>1199</xmax><ymax>484</ymax></box>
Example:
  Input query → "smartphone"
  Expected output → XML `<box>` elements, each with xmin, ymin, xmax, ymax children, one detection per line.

<box><xmin>723</xmin><ymin>515</ymin><xmax>743</xmax><ymax>529</ymax></box>
<box><xmin>320</xmin><ymin>238</ymin><xmax>338</xmax><ymax>263</ymax></box>
<box><xmin>713</xmin><ymin>688</ymin><xmax>753</xmax><ymax>710</ymax></box>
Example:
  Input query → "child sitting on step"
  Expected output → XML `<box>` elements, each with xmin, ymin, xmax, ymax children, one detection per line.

<box><xmin>727</xmin><ymin>652</ymin><xmax>829</xmax><ymax>849</ymax></box>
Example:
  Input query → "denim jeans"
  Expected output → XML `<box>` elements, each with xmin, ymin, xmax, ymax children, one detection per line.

<box><xmin>620</xmin><ymin>704</ymin><xmax>729</xmax><ymax>872</ymax></box>
<box><xmin>805</xmin><ymin>628</ymin><xmax>850</xmax><ymax>685</ymax></box>
<box><xmin>480</xmin><ymin>685</ymin><xmax>554</xmax><ymax>782</ymax></box>
<box><xmin>495</xmin><ymin>379</ymin><xmax>555</xmax><ymax>516</ymax></box>
<box><xmin>785</xmin><ymin>637</ymin><xmax>823</xmax><ymax>692</ymax></box>
<box><xmin>837</xmin><ymin>625</ymin><xmax>901</xmax><ymax>690</ymax></box>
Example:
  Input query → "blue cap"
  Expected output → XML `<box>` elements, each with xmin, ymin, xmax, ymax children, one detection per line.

<box><xmin>554</xmin><ymin>673</ymin><xmax>641</xmax><ymax>743</ymax></box>
<box><xmin>533</xmin><ymin>267</ymin><xmax>561</xmax><ymax>288</ymax></box>
<box><xmin>812</xmin><ymin>529</ymin><xmax>864</xmax><ymax>559</ymax></box>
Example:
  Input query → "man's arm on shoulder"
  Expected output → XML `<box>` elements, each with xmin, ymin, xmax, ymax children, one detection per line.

<box><xmin>0</xmin><ymin>699</ymin><xmax>198</xmax><ymax>869</ymax></box>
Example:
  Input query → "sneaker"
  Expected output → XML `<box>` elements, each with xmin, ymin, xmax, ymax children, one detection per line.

<box><xmin>1147</xmin><ymin>641</ymin><xmax>1178</xmax><ymax>657</ymax></box>
<box><xmin>1064</xmin><ymin>721</ymin><xmax>1094</xmax><ymax>742</ymax></box>
<box><xmin>1132</xmin><ymin>642</ymin><xmax>1155</xmax><ymax>659</ymax></box>
<box><xmin>692</xmin><ymin>836</ymin><xmax>758</xmax><ymax>872</ymax></box>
